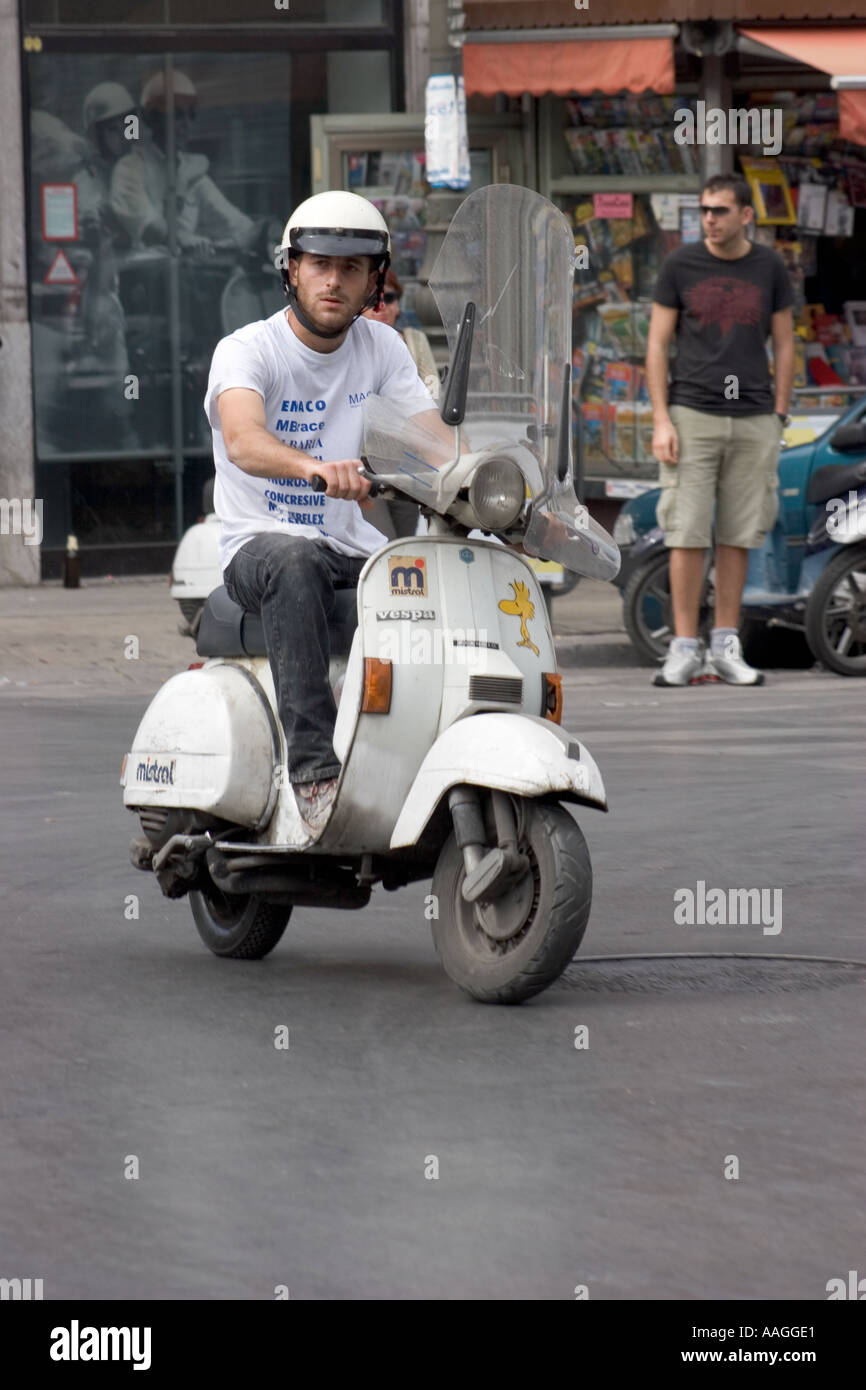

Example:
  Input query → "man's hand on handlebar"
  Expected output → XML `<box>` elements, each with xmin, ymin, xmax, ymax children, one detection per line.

<box><xmin>308</xmin><ymin>460</ymin><xmax>372</xmax><ymax>502</ymax></box>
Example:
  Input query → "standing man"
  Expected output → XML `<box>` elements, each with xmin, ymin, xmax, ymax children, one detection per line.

<box><xmin>646</xmin><ymin>173</ymin><xmax>794</xmax><ymax>686</ymax></box>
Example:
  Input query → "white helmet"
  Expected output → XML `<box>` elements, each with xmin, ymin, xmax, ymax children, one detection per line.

<box><xmin>277</xmin><ymin>190</ymin><xmax>391</xmax><ymax>338</ymax></box>
<box><xmin>278</xmin><ymin>191</ymin><xmax>390</xmax><ymax>265</ymax></box>
<box><xmin>82</xmin><ymin>82</ymin><xmax>136</xmax><ymax>132</ymax></box>
<box><xmin>140</xmin><ymin>69</ymin><xmax>198</xmax><ymax>112</ymax></box>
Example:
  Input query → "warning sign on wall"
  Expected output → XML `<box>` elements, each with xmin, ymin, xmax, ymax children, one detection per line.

<box><xmin>41</xmin><ymin>183</ymin><xmax>78</xmax><ymax>241</ymax></box>
<box><xmin>44</xmin><ymin>249</ymin><xmax>79</xmax><ymax>285</ymax></box>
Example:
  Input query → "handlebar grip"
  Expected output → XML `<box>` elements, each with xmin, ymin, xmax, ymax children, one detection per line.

<box><xmin>310</xmin><ymin>470</ymin><xmax>384</xmax><ymax>498</ymax></box>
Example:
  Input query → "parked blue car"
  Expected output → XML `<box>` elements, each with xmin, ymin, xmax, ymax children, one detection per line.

<box><xmin>612</xmin><ymin>395</ymin><xmax>866</xmax><ymax>676</ymax></box>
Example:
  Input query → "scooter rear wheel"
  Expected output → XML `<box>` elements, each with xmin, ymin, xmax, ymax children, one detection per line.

<box><xmin>431</xmin><ymin>798</ymin><xmax>591</xmax><ymax>1004</ymax></box>
<box><xmin>804</xmin><ymin>544</ymin><xmax>866</xmax><ymax>676</ymax></box>
<box><xmin>189</xmin><ymin>887</ymin><xmax>290</xmax><ymax>959</ymax></box>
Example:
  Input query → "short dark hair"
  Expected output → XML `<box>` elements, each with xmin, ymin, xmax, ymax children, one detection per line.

<box><xmin>702</xmin><ymin>174</ymin><xmax>753</xmax><ymax>210</ymax></box>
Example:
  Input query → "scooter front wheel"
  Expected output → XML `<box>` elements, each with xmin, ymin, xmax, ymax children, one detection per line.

<box><xmin>189</xmin><ymin>887</ymin><xmax>290</xmax><ymax>959</ymax></box>
<box><xmin>431</xmin><ymin>798</ymin><xmax>591</xmax><ymax>1004</ymax></box>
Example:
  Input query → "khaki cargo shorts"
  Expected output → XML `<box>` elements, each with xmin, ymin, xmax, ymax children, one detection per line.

<box><xmin>656</xmin><ymin>405</ymin><xmax>783</xmax><ymax>549</ymax></box>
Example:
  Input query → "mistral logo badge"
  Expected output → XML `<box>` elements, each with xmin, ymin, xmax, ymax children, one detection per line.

<box><xmin>136</xmin><ymin>756</ymin><xmax>177</xmax><ymax>786</ymax></box>
<box><xmin>389</xmin><ymin>555</ymin><xmax>428</xmax><ymax>597</ymax></box>
<box><xmin>50</xmin><ymin>1321</ymin><xmax>152</xmax><ymax>1371</ymax></box>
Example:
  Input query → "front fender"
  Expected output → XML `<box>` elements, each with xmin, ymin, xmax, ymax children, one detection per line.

<box><xmin>390</xmin><ymin>713</ymin><xmax>607</xmax><ymax>849</ymax></box>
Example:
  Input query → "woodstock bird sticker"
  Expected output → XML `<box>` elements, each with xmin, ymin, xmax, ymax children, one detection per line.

<box><xmin>498</xmin><ymin>580</ymin><xmax>540</xmax><ymax>656</ymax></box>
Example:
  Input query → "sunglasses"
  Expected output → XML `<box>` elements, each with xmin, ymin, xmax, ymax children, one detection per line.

<box><xmin>699</xmin><ymin>205</ymin><xmax>735</xmax><ymax>217</ymax></box>
<box><xmin>382</xmin><ymin>292</ymin><xmax>400</xmax><ymax>305</ymax></box>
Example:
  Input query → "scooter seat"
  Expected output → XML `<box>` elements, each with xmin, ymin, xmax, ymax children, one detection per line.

<box><xmin>196</xmin><ymin>585</ymin><xmax>357</xmax><ymax>660</ymax></box>
<box><xmin>806</xmin><ymin>459</ymin><xmax>866</xmax><ymax>505</ymax></box>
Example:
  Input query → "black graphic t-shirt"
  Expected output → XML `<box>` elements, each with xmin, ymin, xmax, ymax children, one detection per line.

<box><xmin>654</xmin><ymin>241</ymin><xmax>793</xmax><ymax>415</ymax></box>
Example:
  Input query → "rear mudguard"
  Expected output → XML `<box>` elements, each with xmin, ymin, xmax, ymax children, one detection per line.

<box><xmin>122</xmin><ymin>661</ymin><xmax>279</xmax><ymax>828</ymax></box>
<box><xmin>389</xmin><ymin>712</ymin><xmax>607</xmax><ymax>849</ymax></box>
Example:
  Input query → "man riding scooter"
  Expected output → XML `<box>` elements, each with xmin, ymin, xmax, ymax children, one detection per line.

<box><xmin>205</xmin><ymin>191</ymin><xmax>438</xmax><ymax>834</ymax></box>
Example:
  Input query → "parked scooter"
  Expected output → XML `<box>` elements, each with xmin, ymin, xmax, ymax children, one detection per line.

<box><xmin>121</xmin><ymin>185</ymin><xmax>620</xmax><ymax>1003</ymax></box>
<box><xmin>614</xmin><ymin>396</ymin><xmax>866</xmax><ymax>675</ymax></box>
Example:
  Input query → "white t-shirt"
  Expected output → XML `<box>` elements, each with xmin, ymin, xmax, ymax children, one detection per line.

<box><xmin>204</xmin><ymin>309</ymin><xmax>433</xmax><ymax>570</ymax></box>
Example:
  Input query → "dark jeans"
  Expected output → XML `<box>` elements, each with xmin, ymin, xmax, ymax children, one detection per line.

<box><xmin>224</xmin><ymin>533</ymin><xmax>364</xmax><ymax>786</ymax></box>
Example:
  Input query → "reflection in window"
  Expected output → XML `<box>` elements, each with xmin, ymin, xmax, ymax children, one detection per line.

<box><xmin>27</xmin><ymin>52</ymin><xmax>289</xmax><ymax>462</ymax></box>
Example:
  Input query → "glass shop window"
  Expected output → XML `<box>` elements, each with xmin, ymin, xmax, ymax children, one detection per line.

<box><xmin>27</xmin><ymin>50</ymin><xmax>291</xmax><ymax>462</ymax></box>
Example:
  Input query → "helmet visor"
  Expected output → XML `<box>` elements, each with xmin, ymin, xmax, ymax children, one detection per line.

<box><xmin>290</xmin><ymin>228</ymin><xmax>388</xmax><ymax>260</ymax></box>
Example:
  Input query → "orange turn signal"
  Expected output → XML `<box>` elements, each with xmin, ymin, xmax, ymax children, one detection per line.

<box><xmin>361</xmin><ymin>657</ymin><xmax>392</xmax><ymax>714</ymax></box>
<box><xmin>543</xmin><ymin>672</ymin><xmax>563</xmax><ymax>724</ymax></box>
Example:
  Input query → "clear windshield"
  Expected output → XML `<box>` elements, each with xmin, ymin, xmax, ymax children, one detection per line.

<box><xmin>363</xmin><ymin>184</ymin><xmax>620</xmax><ymax>581</ymax></box>
<box><xmin>430</xmin><ymin>183</ymin><xmax>572</xmax><ymax>466</ymax></box>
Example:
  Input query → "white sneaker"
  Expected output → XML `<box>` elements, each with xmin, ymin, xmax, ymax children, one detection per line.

<box><xmin>653</xmin><ymin>640</ymin><xmax>706</xmax><ymax>687</ymax></box>
<box><xmin>706</xmin><ymin>634</ymin><xmax>765</xmax><ymax>686</ymax></box>
<box><xmin>294</xmin><ymin>777</ymin><xmax>339</xmax><ymax>833</ymax></box>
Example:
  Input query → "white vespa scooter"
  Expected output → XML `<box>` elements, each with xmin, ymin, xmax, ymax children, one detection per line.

<box><xmin>121</xmin><ymin>184</ymin><xmax>620</xmax><ymax>1003</ymax></box>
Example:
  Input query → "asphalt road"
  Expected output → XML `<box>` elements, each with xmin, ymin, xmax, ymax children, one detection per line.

<box><xmin>2</xmin><ymin>656</ymin><xmax>863</xmax><ymax>1301</ymax></box>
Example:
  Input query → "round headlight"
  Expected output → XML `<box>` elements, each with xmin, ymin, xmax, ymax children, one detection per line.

<box><xmin>468</xmin><ymin>458</ymin><xmax>525</xmax><ymax>531</ymax></box>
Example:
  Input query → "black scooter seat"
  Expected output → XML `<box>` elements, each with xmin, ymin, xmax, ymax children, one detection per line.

<box><xmin>196</xmin><ymin>585</ymin><xmax>357</xmax><ymax>660</ymax></box>
<box><xmin>806</xmin><ymin>459</ymin><xmax>866</xmax><ymax>505</ymax></box>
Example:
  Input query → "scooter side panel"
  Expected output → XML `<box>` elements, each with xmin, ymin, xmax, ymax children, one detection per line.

<box><xmin>122</xmin><ymin>662</ymin><xmax>275</xmax><ymax>825</ymax></box>
<box><xmin>390</xmin><ymin>713</ymin><xmax>607</xmax><ymax>850</ymax></box>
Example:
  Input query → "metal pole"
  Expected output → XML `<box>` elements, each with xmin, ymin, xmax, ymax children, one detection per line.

<box><xmin>163</xmin><ymin>54</ymin><xmax>186</xmax><ymax>542</ymax></box>
<box><xmin>521</xmin><ymin>92</ymin><xmax>537</xmax><ymax>190</ymax></box>
<box><xmin>0</xmin><ymin>0</ymin><xmax>39</xmax><ymax>585</ymax></box>
<box><xmin>701</xmin><ymin>53</ymin><xmax>733</xmax><ymax>181</ymax></box>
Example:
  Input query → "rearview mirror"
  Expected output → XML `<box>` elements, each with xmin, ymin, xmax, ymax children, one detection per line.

<box><xmin>830</xmin><ymin>420</ymin><xmax>866</xmax><ymax>453</ymax></box>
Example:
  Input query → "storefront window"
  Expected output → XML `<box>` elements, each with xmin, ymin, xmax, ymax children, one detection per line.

<box><xmin>342</xmin><ymin>146</ymin><xmax>493</xmax><ymax>325</ymax></box>
<box><xmin>733</xmin><ymin>89</ymin><xmax>866</xmax><ymax>415</ymax></box>
<box><xmin>23</xmin><ymin>1</ymin><xmax>387</xmax><ymax>24</ymax></box>
<box><xmin>543</xmin><ymin>93</ymin><xmax>700</xmax><ymax>483</ymax></box>
<box><xmin>569</xmin><ymin>193</ymin><xmax>672</xmax><ymax>482</ymax></box>
<box><xmin>27</xmin><ymin>50</ymin><xmax>290</xmax><ymax>541</ymax></box>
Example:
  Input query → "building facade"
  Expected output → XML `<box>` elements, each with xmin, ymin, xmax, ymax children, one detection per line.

<box><xmin>1</xmin><ymin>1</ymin><xmax>865</xmax><ymax>579</ymax></box>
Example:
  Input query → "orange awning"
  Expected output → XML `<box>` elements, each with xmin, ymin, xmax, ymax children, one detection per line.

<box><xmin>463</xmin><ymin>36</ymin><xmax>675</xmax><ymax>98</ymax></box>
<box><xmin>739</xmin><ymin>26</ymin><xmax>866</xmax><ymax>146</ymax></box>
